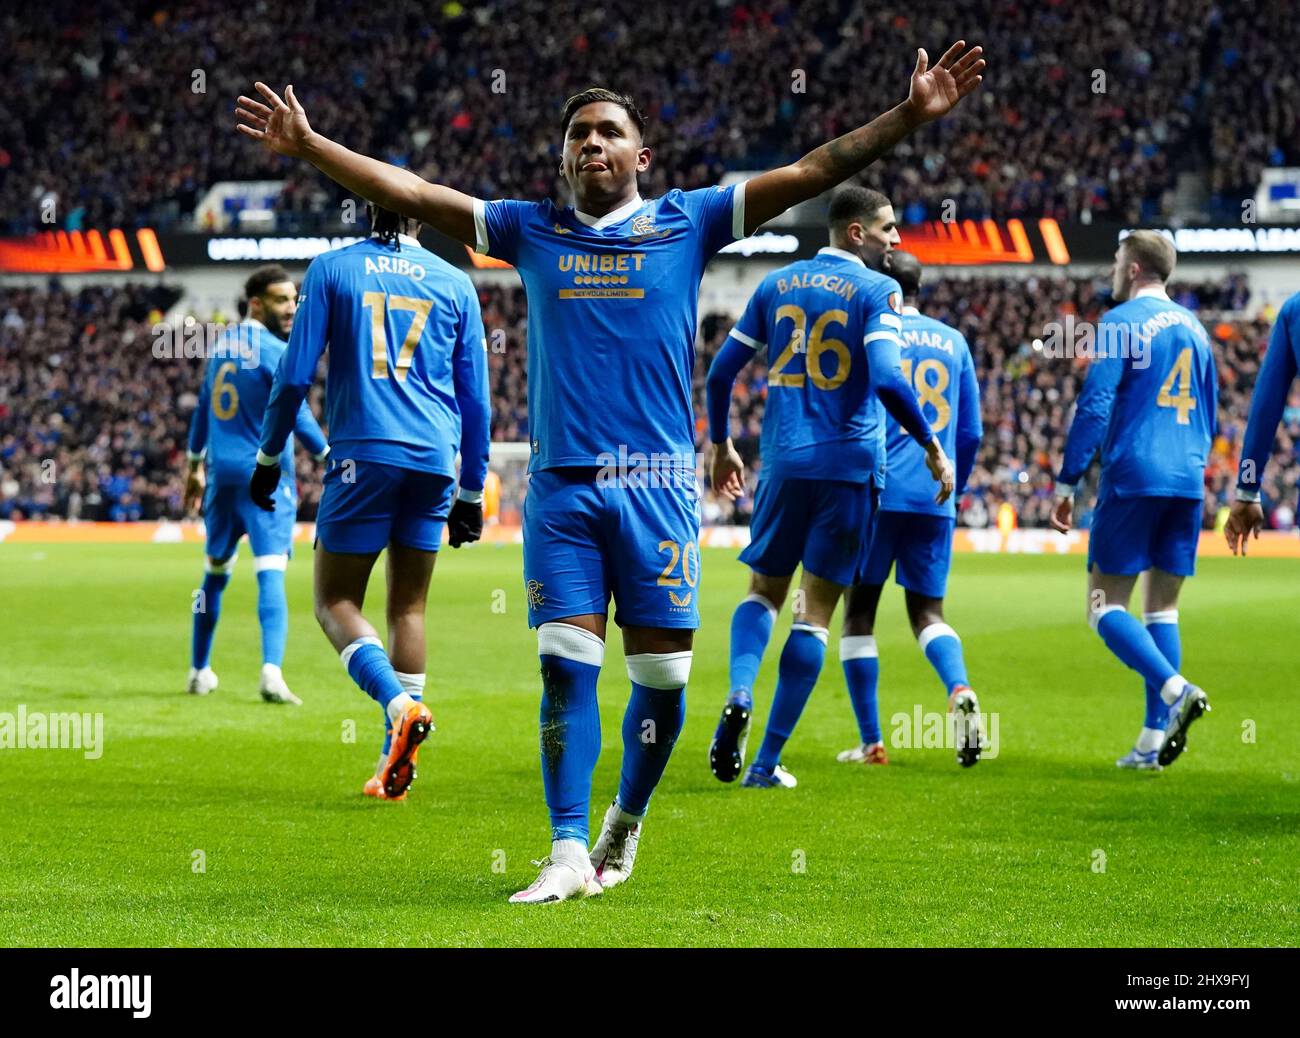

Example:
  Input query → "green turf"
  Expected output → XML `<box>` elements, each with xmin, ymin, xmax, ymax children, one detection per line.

<box><xmin>0</xmin><ymin>542</ymin><xmax>1296</xmax><ymax>947</ymax></box>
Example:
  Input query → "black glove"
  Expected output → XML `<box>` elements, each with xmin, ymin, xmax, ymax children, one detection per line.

<box><xmin>249</xmin><ymin>461</ymin><xmax>282</xmax><ymax>512</ymax></box>
<box><xmin>447</xmin><ymin>498</ymin><xmax>483</xmax><ymax>547</ymax></box>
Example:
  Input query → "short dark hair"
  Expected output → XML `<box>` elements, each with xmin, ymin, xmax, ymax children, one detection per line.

<box><xmin>828</xmin><ymin>187</ymin><xmax>893</xmax><ymax>234</ymax></box>
<box><xmin>367</xmin><ymin>203</ymin><xmax>417</xmax><ymax>250</ymax></box>
<box><xmin>887</xmin><ymin>250</ymin><xmax>922</xmax><ymax>297</ymax></box>
<box><xmin>1121</xmin><ymin>230</ymin><xmax>1176</xmax><ymax>282</ymax></box>
<box><xmin>561</xmin><ymin>87</ymin><xmax>646</xmax><ymax>138</ymax></box>
<box><xmin>243</xmin><ymin>264</ymin><xmax>293</xmax><ymax>302</ymax></box>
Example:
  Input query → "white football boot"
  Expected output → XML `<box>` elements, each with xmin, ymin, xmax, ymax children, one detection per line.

<box><xmin>259</xmin><ymin>664</ymin><xmax>302</xmax><ymax>706</ymax></box>
<box><xmin>187</xmin><ymin>666</ymin><xmax>218</xmax><ymax>696</ymax></box>
<box><xmin>590</xmin><ymin>801</ymin><xmax>642</xmax><ymax>889</ymax></box>
<box><xmin>509</xmin><ymin>841</ymin><xmax>602</xmax><ymax>904</ymax></box>
<box><xmin>948</xmin><ymin>686</ymin><xmax>984</xmax><ymax>767</ymax></box>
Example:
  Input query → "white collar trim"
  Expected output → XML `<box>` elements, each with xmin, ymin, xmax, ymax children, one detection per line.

<box><xmin>370</xmin><ymin>233</ymin><xmax>422</xmax><ymax>247</ymax></box>
<box><xmin>1133</xmin><ymin>283</ymin><xmax>1170</xmax><ymax>301</ymax></box>
<box><xmin>573</xmin><ymin>194</ymin><xmax>645</xmax><ymax>230</ymax></box>
<box><xmin>902</xmin><ymin>305</ymin><xmax>920</xmax><ymax>316</ymax></box>
<box><xmin>817</xmin><ymin>246</ymin><xmax>866</xmax><ymax>267</ymax></box>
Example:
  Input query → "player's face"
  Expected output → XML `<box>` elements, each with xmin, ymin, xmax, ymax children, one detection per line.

<box><xmin>852</xmin><ymin>205</ymin><xmax>901</xmax><ymax>271</ymax></box>
<box><xmin>561</xmin><ymin>102</ymin><xmax>651</xmax><ymax>210</ymax></box>
<box><xmin>1110</xmin><ymin>245</ymin><xmax>1136</xmax><ymax>302</ymax></box>
<box><xmin>252</xmin><ymin>280</ymin><xmax>298</xmax><ymax>339</ymax></box>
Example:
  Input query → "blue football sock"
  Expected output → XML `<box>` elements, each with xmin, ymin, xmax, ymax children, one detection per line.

<box><xmin>1094</xmin><ymin>607</ymin><xmax>1178</xmax><ymax>692</ymax></box>
<box><xmin>753</xmin><ymin>625</ymin><xmax>827</xmax><ymax>773</ymax></box>
<box><xmin>255</xmin><ymin>565</ymin><xmax>288</xmax><ymax>668</ymax></box>
<box><xmin>918</xmin><ymin>623</ymin><xmax>969</xmax><ymax>696</ymax></box>
<box><xmin>618</xmin><ymin>654</ymin><xmax>690</xmax><ymax>816</ymax></box>
<box><xmin>1143</xmin><ymin>611</ymin><xmax>1181</xmax><ymax>730</ymax></box>
<box><xmin>190</xmin><ymin>569</ymin><xmax>230</xmax><ymax>669</ymax></box>
<box><xmin>342</xmin><ymin>638</ymin><xmax>404</xmax><ymax>711</ymax></box>
<box><xmin>840</xmin><ymin>635</ymin><xmax>881</xmax><ymax>745</ymax></box>
<box><xmin>537</xmin><ymin>624</ymin><xmax>604</xmax><ymax>845</ymax></box>
<box><xmin>728</xmin><ymin>594</ymin><xmax>777</xmax><ymax>707</ymax></box>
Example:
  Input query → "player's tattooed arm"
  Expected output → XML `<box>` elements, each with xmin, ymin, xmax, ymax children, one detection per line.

<box><xmin>235</xmin><ymin>83</ymin><xmax>477</xmax><ymax>246</ymax></box>
<box><xmin>743</xmin><ymin>42</ymin><xmax>984</xmax><ymax>233</ymax></box>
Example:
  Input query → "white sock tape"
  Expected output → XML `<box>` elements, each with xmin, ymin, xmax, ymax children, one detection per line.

<box><xmin>742</xmin><ymin>593</ymin><xmax>778</xmax><ymax>619</ymax></box>
<box><xmin>340</xmin><ymin>635</ymin><xmax>383</xmax><ymax>669</ymax></box>
<box><xmin>625</xmin><ymin>651</ymin><xmax>692</xmax><ymax>689</ymax></box>
<box><xmin>791</xmin><ymin>623</ymin><xmax>829</xmax><ymax>645</ymax></box>
<box><xmin>1088</xmin><ymin>604</ymin><xmax>1126</xmax><ymax>632</ymax></box>
<box><xmin>205</xmin><ymin>555</ymin><xmax>237</xmax><ymax>575</ymax></box>
<box><xmin>537</xmin><ymin>622</ymin><xmax>605</xmax><ymax>667</ymax></box>
<box><xmin>917</xmin><ymin>622</ymin><xmax>959</xmax><ymax>651</ymax></box>
<box><xmin>840</xmin><ymin>635</ymin><xmax>878</xmax><ymax>661</ymax></box>
<box><xmin>253</xmin><ymin>554</ymin><xmax>288</xmax><ymax>573</ymax></box>
<box><xmin>1143</xmin><ymin>610</ymin><xmax>1179</xmax><ymax>625</ymax></box>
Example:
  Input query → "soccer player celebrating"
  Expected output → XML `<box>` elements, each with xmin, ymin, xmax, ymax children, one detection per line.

<box><xmin>1050</xmin><ymin>231</ymin><xmax>1217</xmax><ymax>770</ymax></box>
<box><xmin>706</xmin><ymin>201</ymin><xmax>954</xmax><ymax>788</ymax></box>
<box><xmin>184</xmin><ymin>264</ymin><xmax>329</xmax><ymax>705</ymax></box>
<box><xmin>249</xmin><ymin>205</ymin><xmax>490</xmax><ymax>802</ymax></box>
<box><xmin>836</xmin><ymin>251</ymin><xmax>985</xmax><ymax>768</ymax></box>
<box><xmin>1225</xmin><ymin>291</ymin><xmax>1300</xmax><ymax>554</ymax></box>
<box><xmin>234</xmin><ymin>39</ymin><xmax>984</xmax><ymax>901</ymax></box>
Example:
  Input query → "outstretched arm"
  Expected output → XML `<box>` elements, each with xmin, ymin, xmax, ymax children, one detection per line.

<box><xmin>743</xmin><ymin>42</ymin><xmax>985</xmax><ymax>233</ymax></box>
<box><xmin>236</xmin><ymin>83</ymin><xmax>477</xmax><ymax>246</ymax></box>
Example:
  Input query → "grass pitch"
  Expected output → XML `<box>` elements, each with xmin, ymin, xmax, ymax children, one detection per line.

<box><xmin>0</xmin><ymin>542</ymin><xmax>1296</xmax><ymax>947</ymax></box>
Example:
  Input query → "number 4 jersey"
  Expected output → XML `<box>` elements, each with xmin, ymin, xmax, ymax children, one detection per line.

<box><xmin>1059</xmin><ymin>287</ymin><xmax>1218</xmax><ymax>499</ymax></box>
<box><xmin>259</xmin><ymin>234</ymin><xmax>490</xmax><ymax>490</ymax></box>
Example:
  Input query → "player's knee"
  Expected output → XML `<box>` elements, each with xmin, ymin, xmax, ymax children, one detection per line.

<box><xmin>749</xmin><ymin>576</ymin><xmax>789</xmax><ymax>611</ymax></box>
<box><xmin>625</xmin><ymin>650</ymin><xmax>692</xmax><ymax>690</ymax></box>
<box><xmin>1089</xmin><ymin>603</ymin><xmax>1126</xmax><ymax>632</ymax></box>
<box><xmin>206</xmin><ymin>555</ymin><xmax>237</xmax><ymax>575</ymax></box>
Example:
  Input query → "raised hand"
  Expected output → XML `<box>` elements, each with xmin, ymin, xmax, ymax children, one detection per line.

<box><xmin>236</xmin><ymin>83</ymin><xmax>315</xmax><ymax>158</ymax></box>
<box><xmin>906</xmin><ymin>41</ymin><xmax>985</xmax><ymax>125</ymax></box>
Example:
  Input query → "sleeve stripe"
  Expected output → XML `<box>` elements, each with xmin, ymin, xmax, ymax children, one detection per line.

<box><xmin>864</xmin><ymin>331</ymin><xmax>903</xmax><ymax>346</ymax></box>
<box><xmin>472</xmin><ymin>198</ymin><xmax>489</xmax><ymax>255</ymax></box>
<box><xmin>732</xmin><ymin>180</ymin><xmax>747</xmax><ymax>241</ymax></box>
<box><xmin>878</xmin><ymin>313</ymin><xmax>903</xmax><ymax>331</ymax></box>
<box><xmin>728</xmin><ymin>326</ymin><xmax>764</xmax><ymax>350</ymax></box>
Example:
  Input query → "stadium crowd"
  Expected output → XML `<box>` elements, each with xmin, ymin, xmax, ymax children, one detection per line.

<box><xmin>3</xmin><ymin>0</ymin><xmax>1296</xmax><ymax>235</ymax></box>
<box><xmin>1</xmin><ymin>272</ymin><xmax>1295</xmax><ymax>532</ymax></box>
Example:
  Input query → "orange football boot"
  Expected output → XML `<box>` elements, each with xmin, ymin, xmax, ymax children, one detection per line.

<box><xmin>381</xmin><ymin>703</ymin><xmax>433</xmax><ymax>799</ymax></box>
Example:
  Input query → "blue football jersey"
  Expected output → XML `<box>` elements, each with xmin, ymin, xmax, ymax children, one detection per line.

<box><xmin>880</xmin><ymin>307</ymin><xmax>981</xmax><ymax>517</ymax></box>
<box><xmin>474</xmin><ymin>186</ymin><xmax>743</xmax><ymax>470</ymax></box>
<box><xmin>1060</xmin><ymin>289</ymin><xmax>1218</xmax><ymax>499</ymax></box>
<box><xmin>727</xmin><ymin>247</ymin><xmax>905</xmax><ymax>484</ymax></box>
<box><xmin>1238</xmin><ymin>291</ymin><xmax>1300</xmax><ymax>494</ymax></box>
<box><xmin>188</xmin><ymin>321</ymin><xmax>326</xmax><ymax>488</ymax></box>
<box><xmin>260</xmin><ymin>235</ymin><xmax>490</xmax><ymax>490</ymax></box>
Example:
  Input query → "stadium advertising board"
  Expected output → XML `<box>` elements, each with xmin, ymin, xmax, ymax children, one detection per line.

<box><xmin>6</xmin><ymin>222</ymin><xmax>1300</xmax><ymax>273</ymax></box>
